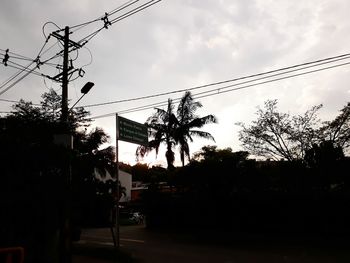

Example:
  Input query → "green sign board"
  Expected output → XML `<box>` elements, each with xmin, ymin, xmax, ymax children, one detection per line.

<box><xmin>117</xmin><ymin>116</ymin><xmax>148</xmax><ymax>146</ymax></box>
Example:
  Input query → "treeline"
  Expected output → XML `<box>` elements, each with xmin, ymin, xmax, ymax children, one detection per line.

<box><xmin>0</xmin><ymin>91</ymin><xmax>117</xmax><ymax>262</ymax></box>
<box><xmin>141</xmin><ymin>146</ymin><xmax>350</xmax><ymax>235</ymax></box>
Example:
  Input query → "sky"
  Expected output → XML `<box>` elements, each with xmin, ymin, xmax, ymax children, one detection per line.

<box><xmin>1</xmin><ymin>0</ymin><xmax>350</xmax><ymax>167</ymax></box>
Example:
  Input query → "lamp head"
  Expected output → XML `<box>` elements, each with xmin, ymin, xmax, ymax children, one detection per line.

<box><xmin>81</xmin><ymin>82</ymin><xmax>94</xmax><ymax>94</ymax></box>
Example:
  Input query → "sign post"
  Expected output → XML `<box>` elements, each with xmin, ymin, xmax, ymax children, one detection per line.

<box><xmin>114</xmin><ymin>114</ymin><xmax>148</xmax><ymax>248</ymax></box>
<box><xmin>114</xmin><ymin>115</ymin><xmax>120</xmax><ymax>248</ymax></box>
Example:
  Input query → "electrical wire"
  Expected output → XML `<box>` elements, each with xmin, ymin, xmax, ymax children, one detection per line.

<box><xmin>0</xmin><ymin>0</ymin><xmax>160</xmax><ymax>102</ymax></box>
<box><xmin>0</xmin><ymin>97</ymin><xmax>41</xmax><ymax>106</ymax></box>
<box><xmin>108</xmin><ymin>0</ymin><xmax>140</xmax><ymax>17</ymax></box>
<box><xmin>77</xmin><ymin>0</ymin><xmax>161</xmax><ymax>46</ymax></box>
<box><xmin>42</xmin><ymin>21</ymin><xmax>61</xmax><ymax>38</ymax></box>
<box><xmin>0</xmin><ymin>67</ymin><xmax>38</xmax><ymax>96</ymax></box>
<box><xmin>0</xmin><ymin>36</ymin><xmax>51</xmax><ymax>96</ymax></box>
<box><xmin>69</xmin><ymin>0</ymin><xmax>139</xmax><ymax>32</ymax></box>
<box><xmin>6</xmin><ymin>62</ymin><xmax>44</xmax><ymax>77</ymax></box>
<box><xmin>0</xmin><ymin>54</ymin><xmax>32</xmax><ymax>62</ymax></box>
<box><xmin>0</xmin><ymin>61</ymin><xmax>35</xmax><ymax>92</ymax></box>
<box><xmin>0</xmin><ymin>98</ymin><xmax>19</xmax><ymax>103</ymax></box>
<box><xmin>90</xmin><ymin>59</ymin><xmax>350</xmax><ymax>119</ymax></box>
<box><xmin>81</xmin><ymin>46</ymin><xmax>93</xmax><ymax>67</ymax></box>
<box><xmin>83</xmin><ymin>52</ymin><xmax>350</xmax><ymax>108</ymax></box>
<box><xmin>0</xmin><ymin>43</ymin><xmax>62</xmax><ymax>91</ymax></box>
<box><xmin>110</xmin><ymin>0</ymin><xmax>161</xmax><ymax>25</ymax></box>
<box><xmin>0</xmin><ymin>48</ymin><xmax>33</xmax><ymax>61</ymax></box>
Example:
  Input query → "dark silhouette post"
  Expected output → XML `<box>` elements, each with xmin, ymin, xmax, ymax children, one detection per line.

<box><xmin>52</xmin><ymin>25</ymin><xmax>91</xmax><ymax>262</ymax></box>
<box><xmin>115</xmin><ymin>114</ymin><xmax>120</xmax><ymax>248</ymax></box>
<box><xmin>60</xmin><ymin>26</ymin><xmax>72</xmax><ymax>263</ymax></box>
<box><xmin>61</xmin><ymin>26</ymin><xmax>69</xmax><ymax>124</ymax></box>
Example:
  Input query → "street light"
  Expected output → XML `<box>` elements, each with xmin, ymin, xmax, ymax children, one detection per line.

<box><xmin>58</xmin><ymin>81</ymin><xmax>94</xmax><ymax>263</ymax></box>
<box><xmin>69</xmin><ymin>82</ymin><xmax>94</xmax><ymax>111</ymax></box>
<box><xmin>81</xmin><ymin>81</ymin><xmax>94</xmax><ymax>94</ymax></box>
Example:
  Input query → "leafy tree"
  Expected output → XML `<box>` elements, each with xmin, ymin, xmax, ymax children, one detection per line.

<box><xmin>319</xmin><ymin>102</ymin><xmax>350</xmax><ymax>154</ymax></box>
<box><xmin>192</xmin><ymin>145</ymin><xmax>248</xmax><ymax>163</ymax></box>
<box><xmin>131</xmin><ymin>163</ymin><xmax>150</xmax><ymax>182</ymax></box>
<box><xmin>304</xmin><ymin>141</ymin><xmax>344</xmax><ymax>168</ymax></box>
<box><xmin>0</xmin><ymin>90</ymin><xmax>115</xmax><ymax>261</ymax></box>
<box><xmin>304</xmin><ymin>141</ymin><xmax>346</xmax><ymax>191</ymax></box>
<box><xmin>137</xmin><ymin>92</ymin><xmax>216</xmax><ymax>169</ymax></box>
<box><xmin>11</xmin><ymin>89</ymin><xmax>91</xmax><ymax>132</ymax></box>
<box><xmin>237</xmin><ymin>99</ymin><xmax>322</xmax><ymax>161</ymax></box>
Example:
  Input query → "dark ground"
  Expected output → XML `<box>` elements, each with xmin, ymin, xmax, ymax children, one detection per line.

<box><xmin>73</xmin><ymin>225</ymin><xmax>350</xmax><ymax>263</ymax></box>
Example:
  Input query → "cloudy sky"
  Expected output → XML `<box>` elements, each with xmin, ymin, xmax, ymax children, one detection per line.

<box><xmin>1</xmin><ymin>0</ymin><xmax>350</xmax><ymax>166</ymax></box>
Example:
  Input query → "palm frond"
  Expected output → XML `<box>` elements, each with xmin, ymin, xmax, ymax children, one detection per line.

<box><xmin>189</xmin><ymin>130</ymin><xmax>216</xmax><ymax>142</ymax></box>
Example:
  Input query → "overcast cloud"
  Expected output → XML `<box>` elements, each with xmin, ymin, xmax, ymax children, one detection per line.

<box><xmin>1</xmin><ymin>0</ymin><xmax>349</xmax><ymax>166</ymax></box>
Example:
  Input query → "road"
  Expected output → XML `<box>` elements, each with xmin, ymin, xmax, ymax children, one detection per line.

<box><xmin>74</xmin><ymin>225</ymin><xmax>350</xmax><ymax>263</ymax></box>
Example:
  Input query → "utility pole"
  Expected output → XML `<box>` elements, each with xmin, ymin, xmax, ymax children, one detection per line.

<box><xmin>61</xmin><ymin>26</ymin><xmax>71</xmax><ymax>263</ymax></box>
<box><xmin>52</xmin><ymin>26</ymin><xmax>93</xmax><ymax>263</ymax></box>
<box><xmin>61</xmin><ymin>26</ymin><xmax>69</xmax><ymax>123</ymax></box>
<box><xmin>52</xmin><ymin>26</ymin><xmax>74</xmax><ymax>263</ymax></box>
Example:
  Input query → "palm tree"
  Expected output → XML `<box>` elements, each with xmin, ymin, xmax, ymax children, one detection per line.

<box><xmin>137</xmin><ymin>99</ymin><xmax>178</xmax><ymax>169</ymax></box>
<box><xmin>137</xmin><ymin>92</ymin><xmax>217</xmax><ymax>169</ymax></box>
<box><xmin>175</xmin><ymin>91</ymin><xmax>217</xmax><ymax>166</ymax></box>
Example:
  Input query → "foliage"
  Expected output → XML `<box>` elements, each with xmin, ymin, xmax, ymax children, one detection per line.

<box><xmin>237</xmin><ymin>100</ymin><xmax>323</xmax><ymax>161</ymax></box>
<box><xmin>143</xmin><ymin>145</ymin><xmax>350</xmax><ymax>233</ymax></box>
<box><xmin>137</xmin><ymin>98</ymin><xmax>177</xmax><ymax>169</ymax></box>
<box><xmin>304</xmin><ymin>141</ymin><xmax>344</xmax><ymax>168</ymax></box>
<box><xmin>174</xmin><ymin>92</ymin><xmax>217</xmax><ymax>166</ymax></box>
<box><xmin>319</xmin><ymin>102</ymin><xmax>350</xmax><ymax>154</ymax></box>
<box><xmin>11</xmin><ymin>89</ymin><xmax>91</xmax><ymax>132</ymax></box>
<box><xmin>237</xmin><ymin>100</ymin><xmax>350</xmax><ymax>161</ymax></box>
<box><xmin>137</xmin><ymin>91</ymin><xmax>217</xmax><ymax>169</ymax></box>
<box><xmin>0</xmin><ymin>90</ymin><xmax>117</xmax><ymax>257</ymax></box>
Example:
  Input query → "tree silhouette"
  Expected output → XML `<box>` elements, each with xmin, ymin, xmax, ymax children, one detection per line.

<box><xmin>238</xmin><ymin>100</ymin><xmax>350</xmax><ymax>161</ymax></box>
<box><xmin>137</xmin><ymin>98</ymin><xmax>178</xmax><ymax>169</ymax></box>
<box><xmin>0</xmin><ymin>90</ymin><xmax>116</xmax><ymax>261</ymax></box>
<box><xmin>174</xmin><ymin>91</ymin><xmax>217</xmax><ymax>166</ymax></box>
<box><xmin>237</xmin><ymin>99</ymin><xmax>322</xmax><ymax>161</ymax></box>
<box><xmin>319</xmin><ymin>102</ymin><xmax>350</xmax><ymax>154</ymax></box>
<box><xmin>137</xmin><ymin>92</ymin><xmax>216</xmax><ymax>169</ymax></box>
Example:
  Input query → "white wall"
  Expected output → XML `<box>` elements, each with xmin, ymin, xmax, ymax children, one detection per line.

<box><xmin>118</xmin><ymin>170</ymin><xmax>132</xmax><ymax>202</ymax></box>
<box><xmin>94</xmin><ymin>168</ymin><xmax>132</xmax><ymax>202</ymax></box>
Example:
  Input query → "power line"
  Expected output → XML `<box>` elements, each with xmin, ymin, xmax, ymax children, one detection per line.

<box><xmin>0</xmin><ymin>36</ymin><xmax>52</xmax><ymax>96</ymax></box>
<box><xmin>0</xmin><ymin>0</ymin><xmax>161</xmax><ymax>99</ymax></box>
<box><xmin>42</xmin><ymin>21</ymin><xmax>61</xmax><ymax>38</ymax></box>
<box><xmin>0</xmin><ymin>48</ymin><xmax>34</xmax><ymax>61</ymax></box>
<box><xmin>0</xmin><ymin>97</ymin><xmax>41</xmax><ymax>106</ymax></box>
<box><xmin>108</xmin><ymin>0</ymin><xmax>140</xmax><ymax>17</ymax></box>
<box><xmin>77</xmin><ymin>0</ymin><xmax>162</xmax><ymax>46</ymax></box>
<box><xmin>0</xmin><ymin>98</ymin><xmax>19</xmax><ymax>103</ymax></box>
<box><xmin>195</xmin><ymin>61</ymin><xmax>350</xmax><ymax>100</ymax></box>
<box><xmin>110</xmin><ymin>0</ymin><xmax>161</xmax><ymax>24</ymax></box>
<box><xmin>0</xmin><ymin>44</ymin><xmax>66</xmax><ymax>96</ymax></box>
<box><xmin>91</xmin><ymin>59</ymin><xmax>350</xmax><ymax>119</ymax></box>
<box><xmin>0</xmin><ymin>61</ymin><xmax>36</xmax><ymax>92</ymax></box>
<box><xmin>83</xmin><ymin>52</ymin><xmax>350</xmax><ymax>108</ymax></box>
<box><xmin>0</xmin><ymin>67</ymin><xmax>38</xmax><ymax>96</ymax></box>
<box><xmin>70</xmin><ymin>0</ymin><xmax>139</xmax><ymax>31</ymax></box>
<box><xmin>6</xmin><ymin>61</ymin><xmax>45</xmax><ymax>77</ymax></box>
